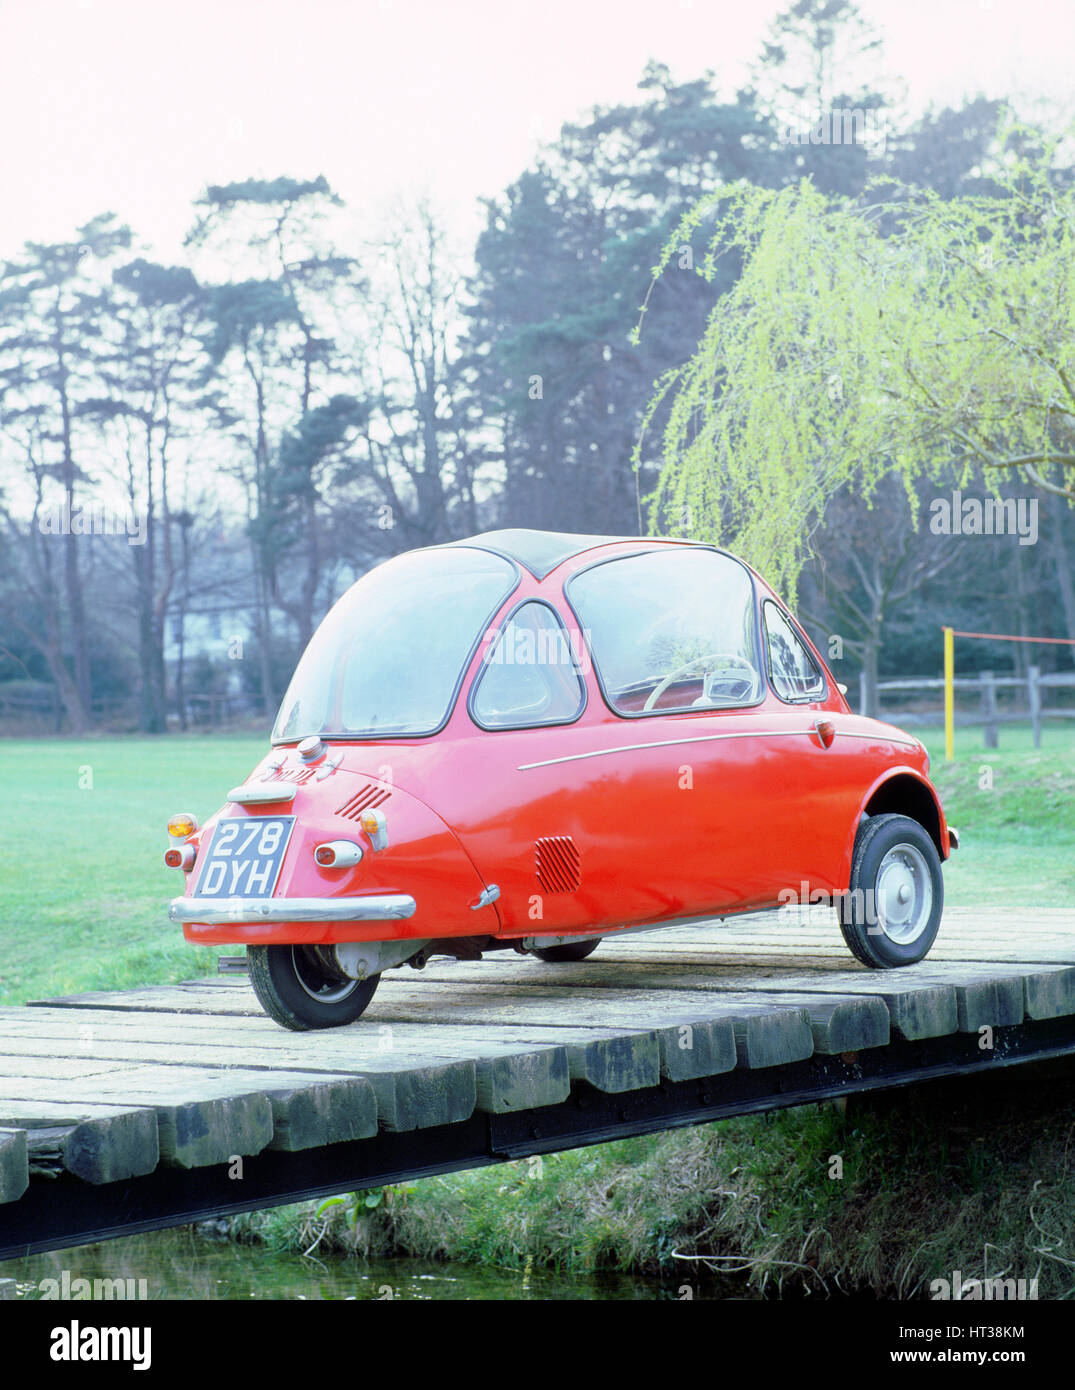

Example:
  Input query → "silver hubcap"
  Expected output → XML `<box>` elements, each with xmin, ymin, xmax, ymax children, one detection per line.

<box><xmin>291</xmin><ymin>946</ymin><xmax>360</xmax><ymax>1004</ymax></box>
<box><xmin>874</xmin><ymin>843</ymin><xmax>933</xmax><ymax>944</ymax></box>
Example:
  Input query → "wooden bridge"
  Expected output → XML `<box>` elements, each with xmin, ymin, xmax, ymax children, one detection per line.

<box><xmin>2</xmin><ymin>905</ymin><xmax>1075</xmax><ymax>1258</ymax></box>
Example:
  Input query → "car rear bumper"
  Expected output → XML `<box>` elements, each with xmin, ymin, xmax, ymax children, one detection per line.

<box><xmin>168</xmin><ymin>894</ymin><xmax>417</xmax><ymax>926</ymax></box>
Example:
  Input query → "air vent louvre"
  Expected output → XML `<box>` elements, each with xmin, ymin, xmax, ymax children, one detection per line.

<box><xmin>274</xmin><ymin>766</ymin><xmax>316</xmax><ymax>785</ymax></box>
<box><xmin>336</xmin><ymin>784</ymin><xmax>392</xmax><ymax>820</ymax></box>
<box><xmin>535</xmin><ymin>835</ymin><xmax>581</xmax><ymax>893</ymax></box>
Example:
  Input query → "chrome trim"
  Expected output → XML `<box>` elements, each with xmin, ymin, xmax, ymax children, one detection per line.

<box><xmin>298</xmin><ymin>735</ymin><xmax>325</xmax><ymax>763</ymax></box>
<box><xmin>164</xmin><ymin>843</ymin><xmax>197</xmax><ymax>871</ymax></box>
<box><xmin>314</xmin><ymin>839</ymin><xmax>364</xmax><ymax>868</ymax></box>
<box><xmin>470</xmin><ymin>884</ymin><xmax>500</xmax><ymax>910</ymax></box>
<box><xmin>226</xmin><ymin>783</ymin><xmax>297</xmax><ymax>805</ymax></box>
<box><xmin>948</xmin><ymin>826</ymin><xmax>960</xmax><ymax>851</ymax></box>
<box><xmin>517</xmin><ymin>725</ymin><xmax>920</xmax><ymax>771</ymax></box>
<box><xmin>168</xmin><ymin>893</ymin><xmax>416</xmax><ymax>925</ymax></box>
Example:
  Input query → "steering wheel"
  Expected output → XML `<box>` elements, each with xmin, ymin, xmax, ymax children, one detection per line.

<box><xmin>643</xmin><ymin>652</ymin><xmax>759</xmax><ymax>711</ymax></box>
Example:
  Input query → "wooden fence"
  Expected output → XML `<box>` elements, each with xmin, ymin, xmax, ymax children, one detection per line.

<box><xmin>870</xmin><ymin>666</ymin><xmax>1075</xmax><ymax>747</ymax></box>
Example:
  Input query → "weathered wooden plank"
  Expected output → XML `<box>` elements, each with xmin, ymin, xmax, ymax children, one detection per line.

<box><xmin>31</xmin><ymin>983</ymin><xmax>262</xmax><ymax>1017</ymax></box>
<box><xmin>1019</xmin><ymin>966</ymin><xmax>1075</xmax><ymax>1019</ymax></box>
<box><xmin>728</xmin><ymin>992</ymin><xmax>890</xmax><ymax>1054</ymax></box>
<box><xmin>0</xmin><ymin>1001</ymin><xmax>688</xmax><ymax>1097</ymax></box>
<box><xmin>367</xmin><ymin>992</ymin><xmax>745</xmax><ymax>1082</ymax></box>
<box><xmin>0</xmin><ymin>1020</ymin><xmax>569</xmax><ymax>1120</ymax></box>
<box><xmin>698</xmin><ymin>974</ymin><xmax>959</xmax><ymax>1041</ymax></box>
<box><xmin>16</xmin><ymin>1109</ymin><xmax>160</xmax><ymax>1185</ymax></box>
<box><xmin>0</xmin><ymin>1101</ymin><xmax>161</xmax><ymax>1184</ymax></box>
<box><xmin>0</xmin><ymin>1127</ymin><xmax>29</xmax><ymax>1205</ymax></box>
<box><xmin>0</xmin><ymin>1078</ymin><xmax>272</xmax><ymax>1169</ymax></box>
<box><xmin>371</xmin><ymin>962</ymin><xmax>958</xmax><ymax>1043</ymax></box>
<box><xmin>506</xmin><ymin>966</ymin><xmax>948</xmax><ymax>1041</ymax></box>
<box><xmin>0</xmin><ymin>1054</ymin><xmax>372</xmax><ymax>1152</ymax></box>
<box><xmin>0</xmin><ymin>1056</ymin><xmax>142</xmax><ymax>1082</ymax></box>
<box><xmin>261</xmin><ymin>1077</ymin><xmax>377</xmax><ymax>1151</ymax></box>
<box><xmin>784</xmin><ymin>965</ymin><xmax>1026</xmax><ymax>1033</ymax></box>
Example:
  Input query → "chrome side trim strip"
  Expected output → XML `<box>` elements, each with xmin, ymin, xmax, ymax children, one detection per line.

<box><xmin>169</xmin><ymin>894</ymin><xmax>416</xmax><ymax>926</ymax></box>
<box><xmin>517</xmin><ymin>726</ymin><xmax>919</xmax><ymax>771</ymax></box>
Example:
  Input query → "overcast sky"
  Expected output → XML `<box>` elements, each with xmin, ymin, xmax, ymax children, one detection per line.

<box><xmin>1</xmin><ymin>0</ymin><xmax>1073</xmax><ymax>262</ymax></box>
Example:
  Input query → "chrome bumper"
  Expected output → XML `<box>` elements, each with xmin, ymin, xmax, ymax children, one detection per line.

<box><xmin>169</xmin><ymin>894</ymin><xmax>417</xmax><ymax>926</ymax></box>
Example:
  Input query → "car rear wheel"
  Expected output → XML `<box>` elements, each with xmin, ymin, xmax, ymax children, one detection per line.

<box><xmin>247</xmin><ymin>944</ymin><xmax>380</xmax><ymax>1030</ymax></box>
<box><xmin>838</xmin><ymin>813</ymin><xmax>943</xmax><ymax>969</ymax></box>
<box><xmin>531</xmin><ymin>938</ymin><xmax>601</xmax><ymax>963</ymax></box>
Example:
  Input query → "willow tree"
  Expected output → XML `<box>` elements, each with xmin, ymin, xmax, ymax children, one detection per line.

<box><xmin>633</xmin><ymin>130</ymin><xmax>1075</xmax><ymax>603</ymax></box>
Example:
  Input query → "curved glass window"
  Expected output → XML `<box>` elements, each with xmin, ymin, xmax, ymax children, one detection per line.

<box><xmin>272</xmin><ymin>547</ymin><xmax>516</xmax><ymax>741</ymax></box>
<box><xmin>764</xmin><ymin>601</ymin><xmax>826</xmax><ymax>702</ymax></box>
<box><xmin>568</xmin><ymin>548</ymin><xmax>761</xmax><ymax>715</ymax></box>
<box><xmin>471</xmin><ymin>602</ymin><xmax>586</xmax><ymax>729</ymax></box>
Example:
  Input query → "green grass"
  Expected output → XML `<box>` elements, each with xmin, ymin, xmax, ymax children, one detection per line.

<box><xmin>0</xmin><ymin>736</ymin><xmax>264</xmax><ymax>1005</ymax></box>
<box><xmin>920</xmin><ymin>722</ymin><xmax>1075</xmax><ymax>906</ymax></box>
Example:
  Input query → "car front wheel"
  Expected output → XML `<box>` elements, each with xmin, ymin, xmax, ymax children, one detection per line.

<box><xmin>247</xmin><ymin>944</ymin><xmax>380</xmax><ymax>1030</ymax></box>
<box><xmin>837</xmin><ymin>814</ymin><xmax>943</xmax><ymax>969</ymax></box>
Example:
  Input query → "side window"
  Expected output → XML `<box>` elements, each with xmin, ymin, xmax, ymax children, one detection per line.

<box><xmin>471</xmin><ymin>602</ymin><xmax>586</xmax><ymax>729</ymax></box>
<box><xmin>567</xmin><ymin>548</ymin><xmax>762</xmax><ymax>715</ymax></box>
<box><xmin>764</xmin><ymin>602</ymin><xmax>826</xmax><ymax>702</ymax></box>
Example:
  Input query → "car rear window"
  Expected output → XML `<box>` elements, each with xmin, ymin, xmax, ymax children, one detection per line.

<box><xmin>272</xmin><ymin>547</ymin><xmax>517</xmax><ymax>740</ymax></box>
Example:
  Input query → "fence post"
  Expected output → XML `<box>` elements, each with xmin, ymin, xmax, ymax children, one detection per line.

<box><xmin>980</xmin><ymin>670</ymin><xmax>998</xmax><ymax>749</ymax></box>
<box><xmin>859</xmin><ymin>671</ymin><xmax>868</xmax><ymax>716</ymax></box>
<box><xmin>943</xmin><ymin>627</ymin><xmax>955</xmax><ymax>761</ymax></box>
<box><xmin>1028</xmin><ymin>665</ymin><xmax>1042</xmax><ymax>748</ymax></box>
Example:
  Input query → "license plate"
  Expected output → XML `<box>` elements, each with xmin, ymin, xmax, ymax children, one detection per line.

<box><xmin>193</xmin><ymin>817</ymin><xmax>296</xmax><ymax>898</ymax></box>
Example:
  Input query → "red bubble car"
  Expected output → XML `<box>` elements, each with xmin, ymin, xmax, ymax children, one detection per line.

<box><xmin>166</xmin><ymin>530</ymin><xmax>957</xmax><ymax>1030</ymax></box>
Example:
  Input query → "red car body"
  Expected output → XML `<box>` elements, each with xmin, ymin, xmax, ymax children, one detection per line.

<box><xmin>166</xmin><ymin>530</ymin><xmax>953</xmax><ymax>1028</ymax></box>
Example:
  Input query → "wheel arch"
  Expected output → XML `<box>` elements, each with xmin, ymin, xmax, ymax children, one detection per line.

<box><xmin>855</xmin><ymin>768</ymin><xmax>949</xmax><ymax>861</ymax></box>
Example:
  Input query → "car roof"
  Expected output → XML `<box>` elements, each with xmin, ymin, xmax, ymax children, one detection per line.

<box><xmin>442</xmin><ymin>529</ymin><xmax>702</xmax><ymax>581</ymax></box>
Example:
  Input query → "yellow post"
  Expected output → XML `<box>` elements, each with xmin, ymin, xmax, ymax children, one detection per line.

<box><xmin>943</xmin><ymin>626</ymin><xmax>955</xmax><ymax>761</ymax></box>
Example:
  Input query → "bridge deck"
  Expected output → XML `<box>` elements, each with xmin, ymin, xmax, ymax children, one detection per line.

<box><xmin>2</xmin><ymin>906</ymin><xmax>1075</xmax><ymax>1256</ymax></box>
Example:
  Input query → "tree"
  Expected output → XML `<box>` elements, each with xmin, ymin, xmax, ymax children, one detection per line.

<box><xmin>465</xmin><ymin>67</ymin><xmax>781</xmax><ymax>535</ymax></box>
<box><xmin>0</xmin><ymin>215</ymin><xmax>132</xmax><ymax>729</ymax></box>
<box><xmin>345</xmin><ymin>202</ymin><xmax>491</xmax><ymax>552</ymax></box>
<box><xmin>188</xmin><ymin>177</ymin><xmax>365</xmax><ymax>703</ymax></box>
<box><xmin>799</xmin><ymin>475</ymin><xmax>965</xmax><ymax>712</ymax></box>
<box><xmin>636</xmin><ymin>127</ymin><xmax>1075</xmax><ymax>604</ymax></box>
<box><xmin>82</xmin><ymin>259</ymin><xmax>205</xmax><ymax>731</ymax></box>
<box><xmin>752</xmin><ymin>0</ymin><xmax>900</xmax><ymax>196</ymax></box>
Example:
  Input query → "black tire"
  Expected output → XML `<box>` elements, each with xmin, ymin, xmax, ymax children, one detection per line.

<box><xmin>531</xmin><ymin>938</ymin><xmax>601</xmax><ymax>963</ymax></box>
<box><xmin>838</xmin><ymin>813</ymin><xmax>943</xmax><ymax>969</ymax></box>
<box><xmin>247</xmin><ymin>944</ymin><xmax>380</xmax><ymax>1030</ymax></box>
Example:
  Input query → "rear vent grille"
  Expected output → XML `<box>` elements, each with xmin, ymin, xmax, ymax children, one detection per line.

<box><xmin>336</xmin><ymin>784</ymin><xmax>392</xmax><ymax>820</ymax></box>
<box><xmin>535</xmin><ymin>836</ymin><xmax>581</xmax><ymax>893</ymax></box>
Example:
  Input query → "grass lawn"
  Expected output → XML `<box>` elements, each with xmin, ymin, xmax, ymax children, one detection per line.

<box><xmin>921</xmin><ymin>722</ymin><xmax>1075</xmax><ymax>907</ymax></box>
<box><xmin>0</xmin><ymin>735</ymin><xmax>265</xmax><ymax>1006</ymax></box>
<box><xmin>0</xmin><ymin>722</ymin><xmax>1070</xmax><ymax>1005</ymax></box>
